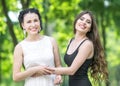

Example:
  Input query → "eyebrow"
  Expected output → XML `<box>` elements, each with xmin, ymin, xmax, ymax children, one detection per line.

<box><xmin>80</xmin><ymin>16</ymin><xmax>91</xmax><ymax>21</ymax></box>
<box><xmin>86</xmin><ymin>19</ymin><xmax>91</xmax><ymax>22</ymax></box>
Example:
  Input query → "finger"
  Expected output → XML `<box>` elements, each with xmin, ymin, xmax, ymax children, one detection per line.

<box><xmin>60</xmin><ymin>79</ymin><xmax>63</xmax><ymax>83</ymax></box>
<box><xmin>31</xmin><ymin>74</ymin><xmax>36</xmax><ymax>77</ymax></box>
<box><xmin>41</xmin><ymin>69</ymin><xmax>51</xmax><ymax>75</ymax></box>
<box><xmin>44</xmin><ymin>69</ymin><xmax>53</xmax><ymax>74</ymax></box>
<box><xmin>45</xmin><ymin>68</ymin><xmax>54</xmax><ymax>74</ymax></box>
<box><xmin>31</xmin><ymin>74</ymin><xmax>38</xmax><ymax>77</ymax></box>
<box><xmin>45</xmin><ymin>67</ymin><xmax>55</xmax><ymax>71</ymax></box>
<box><xmin>43</xmin><ymin>72</ymin><xmax>48</xmax><ymax>75</ymax></box>
<box><xmin>54</xmin><ymin>78</ymin><xmax>60</xmax><ymax>84</ymax></box>
<box><xmin>54</xmin><ymin>79</ymin><xmax>62</xmax><ymax>84</ymax></box>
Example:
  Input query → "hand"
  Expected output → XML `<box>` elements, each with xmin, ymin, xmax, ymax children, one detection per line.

<box><xmin>45</xmin><ymin>67</ymin><xmax>55</xmax><ymax>74</ymax></box>
<box><xmin>54</xmin><ymin>75</ymin><xmax>62</xmax><ymax>85</ymax></box>
<box><xmin>31</xmin><ymin>65</ymin><xmax>52</xmax><ymax>77</ymax></box>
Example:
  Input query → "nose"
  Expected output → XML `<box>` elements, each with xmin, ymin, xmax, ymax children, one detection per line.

<box><xmin>82</xmin><ymin>20</ymin><xmax>86</xmax><ymax>25</ymax></box>
<box><xmin>31</xmin><ymin>22</ymin><xmax>35</xmax><ymax>27</ymax></box>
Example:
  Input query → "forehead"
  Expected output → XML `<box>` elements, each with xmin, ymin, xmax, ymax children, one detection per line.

<box><xmin>24</xmin><ymin>13</ymin><xmax>39</xmax><ymax>19</ymax></box>
<box><xmin>81</xmin><ymin>13</ymin><xmax>91</xmax><ymax>20</ymax></box>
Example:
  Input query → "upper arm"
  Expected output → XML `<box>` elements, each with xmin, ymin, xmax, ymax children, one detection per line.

<box><xmin>13</xmin><ymin>44</ymin><xmax>23</xmax><ymax>75</ymax></box>
<box><xmin>70</xmin><ymin>40</ymin><xmax>94</xmax><ymax>74</ymax></box>
<box><xmin>49</xmin><ymin>37</ymin><xmax>61</xmax><ymax>67</ymax></box>
<box><xmin>13</xmin><ymin>44</ymin><xmax>39</xmax><ymax>81</ymax></box>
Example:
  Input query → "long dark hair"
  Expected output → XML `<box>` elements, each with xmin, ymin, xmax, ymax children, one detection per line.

<box><xmin>74</xmin><ymin>11</ymin><xmax>108</xmax><ymax>81</ymax></box>
<box><xmin>18</xmin><ymin>8</ymin><xmax>43</xmax><ymax>30</ymax></box>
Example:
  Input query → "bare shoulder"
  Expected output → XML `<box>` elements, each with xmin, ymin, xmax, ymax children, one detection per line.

<box><xmin>47</xmin><ymin>36</ymin><xmax>56</xmax><ymax>44</ymax></box>
<box><xmin>14</xmin><ymin>43</ymin><xmax>22</xmax><ymax>53</ymax></box>
<box><xmin>46</xmin><ymin>36</ymin><xmax>58</xmax><ymax>48</ymax></box>
<box><xmin>14</xmin><ymin>43</ymin><xmax>21</xmax><ymax>49</ymax></box>
<box><xmin>84</xmin><ymin>39</ymin><xmax>93</xmax><ymax>45</ymax></box>
<box><xmin>78</xmin><ymin>39</ymin><xmax>94</xmax><ymax>59</ymax></box>
<box><xmin>81</xmin><ymin>39</ymin><xmax>93</xmax><ymax>49</ymax></box>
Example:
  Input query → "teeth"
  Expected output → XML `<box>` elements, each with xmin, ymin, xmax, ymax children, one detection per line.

<box><xmin>77</xmin><ymin>23</ymin><xmax>86</xmax><ymax>29</ymax></box>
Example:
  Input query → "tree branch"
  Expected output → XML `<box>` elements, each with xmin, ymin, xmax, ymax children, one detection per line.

<box><xmin>1</xmin><ymin>0</ymin><xmax>18</xmax><ymax>46</ymax></box>
<box><xmin>21</xmin><ymin>0</ymin><xmax>31</xmax><ymax>9</ymax></box>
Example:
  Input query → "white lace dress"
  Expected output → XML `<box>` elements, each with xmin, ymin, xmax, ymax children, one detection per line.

<box><xmin>20</xmin><ymin>36</ymin><xmax>56</xmax><ymax>86</ymax></box>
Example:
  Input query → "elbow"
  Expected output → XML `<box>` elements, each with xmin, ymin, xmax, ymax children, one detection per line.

<box><xmin>13</xmin><ymin>75</ymin><xmax>20</xmax><ymax>82</ymax></box>
<box><xmin>69</xmin><ymin>72</ymin><xmax>75</xmax><ymax>75</ymax></box>
<box><xmin>13</xmin><ymin>77</ymin><xmax>19</xmax><ymax>82</ymax></box>
<box><xmin>69</xmin><ymin>69</ymin><xmax>76</xmax><ymax>75</ymax></box>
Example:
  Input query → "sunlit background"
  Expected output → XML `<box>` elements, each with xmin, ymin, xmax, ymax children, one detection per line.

<box><xmin>0</xmin><ymin>0</ymin><xmax>120</xmax><ymax>86</ymax></box>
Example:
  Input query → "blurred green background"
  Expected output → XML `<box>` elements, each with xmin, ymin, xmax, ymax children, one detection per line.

<box><xmin>0</xmin><ymin>0</ymin><xmax>120</xmax><ymax>86</ymax></box>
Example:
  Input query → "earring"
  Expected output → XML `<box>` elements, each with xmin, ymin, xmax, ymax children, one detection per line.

<box><xmin>23</xmin><ymin>29</ymin><xmax>26</xmax><ymax>37</ymax></box>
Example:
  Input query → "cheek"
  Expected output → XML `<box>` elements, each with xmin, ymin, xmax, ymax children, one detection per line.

<box><xmin>21</xmin><ymin>24</ymin><xmax>26</xmax><ymax>30</ymax></box>
<box><xmin>87</xmin><ymin>25</ymin><xmax>91</xmax><ymax>31</ymax></box>
<box><xmin>88</xmin><ymin>23</ymin><xmax>91</xmax><ymax>28</ymax></box>
<box><xmin>88</xmin><ymin>25</ymin><xmax>91</xmax><ymax>29</ymax></box>
<box><xmin>23</xmin><ymin>24</ymin><xmax>29</xmax><ymax>30</ymax></box>
<box><xmin>34</xmin><ymin>22</ymin><xmax>40</xmax><ymax>26</ymax></box>
<box><xmin>75</xmin><ymin>22</ymin><xmax>79</xmax><ymax>27</ymax></box>
<box><xmin>75</xmin><ymin>24</ymin><xmax>78</xmax><ymax>30</ymax></box>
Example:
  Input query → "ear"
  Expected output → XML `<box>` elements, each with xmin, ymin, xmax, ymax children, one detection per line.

<box><xmin>21</xmin><ymin>23</ymin><xmax>25</xmax><ymax>30</ymax></box>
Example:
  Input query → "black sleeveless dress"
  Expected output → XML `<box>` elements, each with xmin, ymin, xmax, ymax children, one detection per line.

<box><xmin>64</xmin><ymin>39</ymin><xmax>93</xmax><ymax>86</ymax></box>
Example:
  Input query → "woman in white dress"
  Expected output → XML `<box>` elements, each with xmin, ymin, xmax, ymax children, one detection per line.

<box><xmin>13</xmin><ymin>8</ymin><xmax>62</xmax><ymax>86</ymax></box>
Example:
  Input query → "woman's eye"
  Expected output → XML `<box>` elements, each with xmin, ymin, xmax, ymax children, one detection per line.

<box><xmin>87</xmin><ymin>21</ymin><xmax>90</xmax><ymax>24</ymax></box>
<box><xmin>34</xmin><ymin>19</ymin><xmax>38</xmax><ymax>22</ymax></box>
<box><xmin>86</xmin><ymin>20</ymin><xmax>91</xmax><ymax>24</ymax></box>
<box><xmin>80</xmin><ymin>17</ymin><xmax>84</xmax><ymax>21</ymax></box>
<box><xmin>27</xmin><ymin>20</ymin><xmax>31</xmax><ymax>23</ymax></box>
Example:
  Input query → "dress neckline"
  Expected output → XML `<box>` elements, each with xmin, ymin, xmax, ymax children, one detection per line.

<box><xmin>66</xmin><ymin>38</ymin><xmax>88</xmax><ymax>56</ymax></box>
<box><xmin>23</xmin><ymin>36</ymin><xmax>45</xmax><ymax>43</ymax></box>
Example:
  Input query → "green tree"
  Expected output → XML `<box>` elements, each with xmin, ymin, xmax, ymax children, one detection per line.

<box><xmin>0</xmin><ymin>0</ymin><xmax>120</xmax><ymax>86</ymax></box>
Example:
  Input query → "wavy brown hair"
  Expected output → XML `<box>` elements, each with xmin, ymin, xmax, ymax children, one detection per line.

<box><xmin>74</xmin><ymin>11</ymin><xmax>108</xmax><ymax>82</ymax></box>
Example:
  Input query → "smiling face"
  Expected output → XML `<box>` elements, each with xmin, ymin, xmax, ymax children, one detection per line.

<box><xmin>75</xmin><ymin>13</ymin><xmax>92</xmax><ymax>34</ymax></box>
<box><xmin>22</xmin><ymin>13</ymin><xmax>41</xmax><ymax>35</ymax></box>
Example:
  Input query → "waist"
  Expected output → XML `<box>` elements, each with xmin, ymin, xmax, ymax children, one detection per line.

<box><xmin>69</xmin><ymin>74</ymin><xmax>88</xmax><ymax>79</ymax></box>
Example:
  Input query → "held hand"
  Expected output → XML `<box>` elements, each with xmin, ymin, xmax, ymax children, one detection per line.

<box><xmin>45</xmin><ymin>67</ymin><xmax>63</xmax><ymax>84</ymax></box>
<box><xmin>31</xmin><ymin>65</ymin><xmax>53</xmax><ymax>77</ymax></box>
<box><xmin>45</xmin><ymin>67</ymin><xmax>55</xmax><ymax>74</ymax></box>
<box><xmin>54</xmin><ymin>75</ymin><xmax>63</xmax><ymax>85</ymax></box>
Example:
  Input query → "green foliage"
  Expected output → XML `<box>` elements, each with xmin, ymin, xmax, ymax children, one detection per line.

<box><xmin>0</xmin><ymin>0</ymin><xmax>120</xmax><ymax>86</ymax></box>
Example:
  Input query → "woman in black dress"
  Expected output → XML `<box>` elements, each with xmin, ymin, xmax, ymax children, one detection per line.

<box><xmin>46</xmin><ymin>11</ymin><xmax>108</xmax><ymax>86</ymax></box>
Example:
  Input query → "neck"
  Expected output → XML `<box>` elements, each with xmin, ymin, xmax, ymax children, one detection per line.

<box><xmin>26</xmin><ymin>34</ymin><xmax>42</xmax><ymax>41</ymax></box>
<box><xmin>74</xmin><ymin>33</ymin><xmax>86</xmax><ymax>41</ymax></box>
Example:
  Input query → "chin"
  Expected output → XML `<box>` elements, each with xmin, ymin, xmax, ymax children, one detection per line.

<box><xmin>30</xmin><ymin>32</ymin><xmax>38</xmax><ymax>35</ymax></box>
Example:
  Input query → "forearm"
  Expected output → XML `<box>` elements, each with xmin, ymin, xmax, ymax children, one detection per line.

<box><xmin>54</xmin><ymin>67</ymin><xmax>74</xmax><ymax>75</ymax></box>
<box><xmin>13</xmin><ymin>67</ymin><xmax>36</xmax><ymax>82</ymax></box>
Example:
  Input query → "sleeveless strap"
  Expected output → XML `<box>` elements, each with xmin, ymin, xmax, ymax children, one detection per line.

<box><xmin>66</xmin><ymin>38</ymin><xmax>74</xmax><ymax>51</ymax></box>
<box><xmin>66</xmin><ymin>38</ymin><xmax>88</xmax><ymax>53</ymax></box>
<box><xmin>77</xmin><ymin>39</ymin><xmax>88</xmax><ymax>49</ymax></box>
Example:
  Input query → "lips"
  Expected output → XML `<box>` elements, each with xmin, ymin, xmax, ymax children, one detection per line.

<box><xmin>29</xmin><ymin>28</ymin><xmax>39</xmax><ymax>33</ymax></box>
<box><xmin>31</xmin><ymin>28</ymin><xmax>37</xmax><ymax>31</ymax></box>
<box><xmin>78</xmin><ymin>23</ymin><xmax>86</xmax><ymax>29</ymax></box>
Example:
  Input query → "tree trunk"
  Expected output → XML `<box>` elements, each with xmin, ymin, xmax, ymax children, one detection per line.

<box><xmin>1</xmin><ymin>0</ymin><xmax>18</xmax><ymax>46</ymax></box>
<box><xmin>42</xmin><ymin>0</ymin><xmax>51</xmax><ymax>35</ymax></box>
<box><xmin>100</xmin><ymin>12</ymin><xmax>110</xmax><ymax>86</ymax></box>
